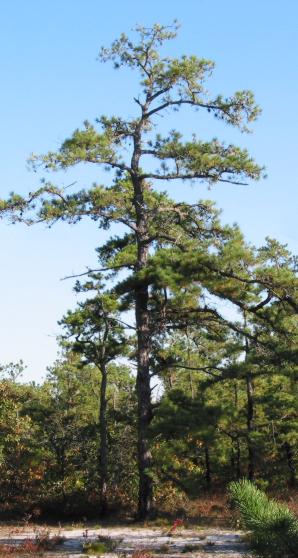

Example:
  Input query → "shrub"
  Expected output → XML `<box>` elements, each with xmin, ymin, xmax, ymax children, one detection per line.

<box><xmin>83</xmin><ymin>541</ymin><xmax>108</xmax><ymax>556</ymax></box>
<box><xmin>229</xmin><ymin>479</ymin><xmax>298</xmax><ymax>558</ymax></box>
<box><xmin>83</xmin><ymin>535</ymin><xmax>121</xmax><ymax>555</ymax></box>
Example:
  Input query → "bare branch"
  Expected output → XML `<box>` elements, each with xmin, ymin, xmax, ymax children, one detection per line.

<box><xmin>61</xmin><ymin>263</ymin><xmax>133</xmax><ymax>281</ymax></box>
<box><xmin>141</xmin><ymin>171</ymin><xmax>248</xmax><ymax>186</ymax></box>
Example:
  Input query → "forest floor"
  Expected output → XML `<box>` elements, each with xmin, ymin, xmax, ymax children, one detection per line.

<box><xmin>0</xmin><ymin>524</ymin><xmax>251</xmax><ymax>557</ymax></box>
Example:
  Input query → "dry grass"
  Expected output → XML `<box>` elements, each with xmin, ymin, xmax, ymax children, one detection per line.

<box><xmin>154</xmin><ymin>488</ymin><xmax>298</xmax><ymax>528</ymax></box>
<box><xmin>0</xmin><ymin>529</ymin><xmax>64</xmax><ymax>556</ymax></box>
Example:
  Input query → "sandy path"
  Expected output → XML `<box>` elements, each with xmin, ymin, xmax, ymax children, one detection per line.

<box><xmin>0</xmin><ymin>525</ymin><xmax>251</xmax><ymax>557</ymax></box>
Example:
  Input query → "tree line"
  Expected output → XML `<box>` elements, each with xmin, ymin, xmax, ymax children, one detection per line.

<box><xmin>0</xmin><ymin>23</ymin><xmax>297</xmax><ymax>520</ymax></box>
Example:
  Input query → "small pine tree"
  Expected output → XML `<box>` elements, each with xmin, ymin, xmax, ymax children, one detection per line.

<box><xmin>229</xmin><ymin>479</ymin><xmax>298</xmax><ymax>558</ymax></box>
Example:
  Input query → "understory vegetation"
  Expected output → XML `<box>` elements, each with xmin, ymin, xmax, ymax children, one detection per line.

<box><xmin>0</xmin><ymin>348</ymin><xmax>296</xmax><ymax>520</ymax></box>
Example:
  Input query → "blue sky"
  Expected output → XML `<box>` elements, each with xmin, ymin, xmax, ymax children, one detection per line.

<box><xmin>0</xmin><ymin>0</ymin><xmax>297</xmax><ymax>382</ymax></box>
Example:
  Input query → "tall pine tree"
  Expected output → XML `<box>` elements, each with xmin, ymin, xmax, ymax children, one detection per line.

<box><xmin>0</xmin><ymin>24</ymin><xmax>264</xmax><ymax>517</ymax></box>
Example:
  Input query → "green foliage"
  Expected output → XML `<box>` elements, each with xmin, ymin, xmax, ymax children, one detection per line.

<box><xmin>229</xmin><ymin>480</ymin><xmax>298</xmax><ymax>557</ymax></box>
<box><xmin>83</xmin><ymin>534</ymin><xmax>121</xmax><ymax>555</ymax></box>
<box><xmin>83</xmin><ymin>541</ymin><xmax>109</xmax><ymax>555</ymax></box>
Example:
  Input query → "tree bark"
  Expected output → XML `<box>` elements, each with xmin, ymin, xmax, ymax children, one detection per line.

<box><xmin>243</xmin><ymin>323</ymin><xmax>255</xmax><ymax>482</ymax></box>
<box><xmin>236</xmin><ymin>437</ymin><xmax>241</xmax><ymax>480</ymax></box>
<box><xmin>132</xmin><ymin>122</ymin><xmax>153</xmax><ymax>519</ymax></box>
<box><xmin>246</xmin><ymin>371</ymin><xmax>255</xmax><ymax>481</ymax></box>
<box><xmin>134</xmin><ymin>199</ymin><xmax>152</xmax><ymax>519</ymax></box>
<box><xmin>136</xmin><ymin>283</ymin><xmax>153</xmax><ymax>518</ymax></box>
<box><xmin>231</xmin><ymin>438</ymin><xmax>241</xmax><ymax>480</ymax></box>
<box><xmin>99</xmin><ymin>363</ymin><xmax>108</xmax><ymax>515</ymax></box>
<box><xmin>204</xmin><ymin>444</ymin><xmax>211</xmax><ymax>488</ymax></box>
<box><xmin>233</xmin><ymin>382</ymin><xmax>241</xmax><ymax>479</ymax></box>
<box><xmin>284</xmin><ymin>442</ymin><xmax>296</xmax><ymax>487</ymax></box>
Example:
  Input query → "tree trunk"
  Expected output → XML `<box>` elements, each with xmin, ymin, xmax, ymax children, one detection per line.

<box><xmin>131</xmin><ymin>117</ymin><xmax>154</xmax><ymax>519</ymax></box>
<box><xmin>57</xmin><ymin>446</ymin><xmax>67</xmax><ymax>505</ymax></box>
<box><xmin>244</xmin><ymin>326</ymin><xmax>255</xmax><ymax>482</ymax></box>
<box><xmin>135</xmin><ymin>253</ymin><xmax>153</xmax><ymax>518</ymax></box>
<box><xmin>99</xmin><ymin>363</ymin><xmax>108</xmax><ymax>515</ymax></box>
<box><xmin>204</xmin><ymin>444</ymin><xmax>211</xmax><ymax>488</ymax></box>
<box><xmin>246</xmin><ymin>371</ymin><xmax>255</xmax><ymax>481</ymax></box>
<box><xmin>236</xmin><ymin>437</ymin><xmax>241</xmax><ymax>479</ymax></box>
<box><xmin>231</xmin><ymin>438</ymin><xmax>241</xmax><ymax>480</ymax></box>
<box><xmin>284</xmin><ymin>442</ymin><xmax>296</xmax><ymax>487</ymax></box>
<box><xmin>233</xmin><ymin>382</ymin><xmax>241</xmax><ymax>479</ymax></box>
<box><xmin>189</xmin><ymin>370</ymin><xmax>195</xmax><ymax>399</ymax></box>
<box><xmin>135</xmin><ymin>283</ymin><xmax>153</xmax><ymax>518</ymax></box>
<box><xmin>135</xmin><ymin>218</ymin><xmax>152</xmax><ymax>518</ymax></box>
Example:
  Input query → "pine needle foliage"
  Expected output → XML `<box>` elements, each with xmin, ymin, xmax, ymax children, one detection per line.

<box><xmin>229</xmin><ymin>480</ymin><xmax>298</xmax><ymax>558</ymax></box>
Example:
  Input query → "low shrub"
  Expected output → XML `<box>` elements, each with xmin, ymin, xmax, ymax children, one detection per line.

<box><xmin>83</xmin><ymin>541</ymin><xmax>109</xmax><ymax>555</ymax></box>
<box><xmin>83</xmin><ymin>534</ymin><xmax>121</xmax><ymax>555</ymax></box>
<box><xmin>229</xmin><ymin>479</ymin><xmax>298</xmax><ymax>558</ymax></box>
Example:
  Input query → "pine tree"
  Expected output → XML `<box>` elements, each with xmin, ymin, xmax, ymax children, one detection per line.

<box><xmin>0</xmin><ymin>23</ymin><xmax>264</xmax><ymax>517</ymax></box>
<box><xmin>229</xmin><ymin>480</ymin><xmax>298</xmax><ymax>558</ymax></box>
<box><xmin>59</xmin><ymin>279</ymin><xmax>128</xmax><ymax>513</ymax></box>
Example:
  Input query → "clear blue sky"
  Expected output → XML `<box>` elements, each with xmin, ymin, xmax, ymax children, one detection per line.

<box><xmin>0</xmin><ymin>0</ymin><xmax>297</xmax><ymax>382</ymax></box>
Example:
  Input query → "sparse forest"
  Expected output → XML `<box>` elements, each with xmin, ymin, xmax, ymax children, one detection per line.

<box><xmin>0</xmin><ymin>23</ymin><xmax>297</xmax><ymax>535</ymax></box>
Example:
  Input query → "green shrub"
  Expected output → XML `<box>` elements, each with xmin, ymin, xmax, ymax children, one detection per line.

<box><xmin>229</xmin><ymin>479</ymin><xmax>298</xmax><ymax>558</ymax></box>
<box><xmin>83</xmin><ymin>535</ymin><xmax>121</xmax><ymax>555</ymax></box>
<box><xmin>83</xmin><ymin>541</ymin><xmax>108</xmax><ymax>555</ymax></box>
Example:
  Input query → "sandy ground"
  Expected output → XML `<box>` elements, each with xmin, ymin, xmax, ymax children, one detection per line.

<box><xmin>0</xmin><ymin>525</ymin><xmax>251</xmax><ymax>557</ymax></box>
